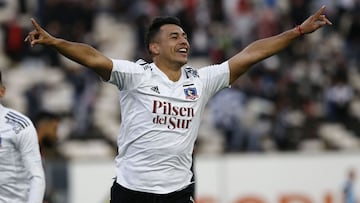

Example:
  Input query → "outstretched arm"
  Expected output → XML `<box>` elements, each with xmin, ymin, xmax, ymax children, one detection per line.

<box><xmin>25</xmin><ymin>18</ymin><xmax>113</xmax><ymax>81</ymax></box>
<box><xmin>228</xmin><ymin>6</ymin><xmax>332</xmax><ymax>84</ymax></box>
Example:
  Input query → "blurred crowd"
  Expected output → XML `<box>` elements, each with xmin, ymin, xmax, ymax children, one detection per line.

<box><xmin>0</xmin><ymin>0</ymin><xmax>359</xmax><ymax>156</ymax></box>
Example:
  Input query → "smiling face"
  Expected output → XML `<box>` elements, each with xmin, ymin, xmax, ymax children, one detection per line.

<box><xmin>150</xmin><ymin>24</ymin><xmax>190</xmax><ymax>69</ymax></box>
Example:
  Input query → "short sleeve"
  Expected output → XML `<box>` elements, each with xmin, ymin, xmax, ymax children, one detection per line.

<box><xmin>198</xmin><ymin>61</ymin><xmax>230</xmax><ymax>100</ymax></box>
<box><xmin>107</xmin><ymin>59</ymin><xmax>147</xmax><ymax>91</ymax></box>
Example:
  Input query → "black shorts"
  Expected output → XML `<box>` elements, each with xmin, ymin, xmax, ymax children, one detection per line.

<box><xmin>110</xmin><ymin>181</ymin><xmax>195</xmax><ymax>203</ymax></box>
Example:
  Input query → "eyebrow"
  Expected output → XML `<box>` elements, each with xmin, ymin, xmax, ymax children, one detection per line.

<box><xmin>169</xmin><ymin>32</ymin><xmax>187</xmax><ymax>38</ymax></box>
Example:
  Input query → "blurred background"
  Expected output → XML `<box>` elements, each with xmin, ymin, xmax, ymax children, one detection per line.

<box><xmin>0</xmin><ymin>0</ymin><xmax>359</xmax><ymax>203</ymax></box>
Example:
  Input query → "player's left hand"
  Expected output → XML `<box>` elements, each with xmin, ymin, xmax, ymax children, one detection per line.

<box><xmin>299</xmin><ymin>5</ymin><xmax>332</xmax><ymax>34</ymax></box>
<box><xmin>24</xmin><ymin>18</ymin><xmax>56</xmax><ymax>48</ymax></box>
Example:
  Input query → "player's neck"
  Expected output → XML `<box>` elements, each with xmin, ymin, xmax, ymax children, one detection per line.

<box><xmin>154</xmin><ymin>60</ymin><xmax>183</xmax><ymax>82</ymax></box>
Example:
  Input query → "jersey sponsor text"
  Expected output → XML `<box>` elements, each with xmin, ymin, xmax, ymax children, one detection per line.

<box><xmin>152</xmin><ymin>100</ymin><xmax>194</xmax><ymax>130</ymax></box>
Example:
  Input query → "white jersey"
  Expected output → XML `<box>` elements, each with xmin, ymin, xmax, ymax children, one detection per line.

<box><xmin>108</xmin><ymin>59</ymin><xmax>229</xmax><ymax>194</ymax></box>
<box><xmin>0</xmin><ymin>104</ymin><xmax>45</xmax><ymax>203</ymax></box>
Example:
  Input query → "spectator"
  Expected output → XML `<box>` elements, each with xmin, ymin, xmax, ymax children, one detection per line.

<box><xmin>343</xmin><ymin>168</ymin><xmax>357</xmax><ymax>203</ymax></box>
<box><xmin>34</xmin><ymin>111</ymin><xmax>68</xmax><ymax>203</ymax></box>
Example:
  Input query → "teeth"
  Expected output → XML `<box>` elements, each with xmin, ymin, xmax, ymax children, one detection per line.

<box><xmin>179</xmin><ymin>48</ymin><xmax>187</xmax><ymax>53</ymax></box>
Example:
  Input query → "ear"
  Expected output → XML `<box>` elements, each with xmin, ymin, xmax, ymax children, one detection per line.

<box><xmin>149</xmin><ymin>43</ymin><xmax>160</xmax><ymax>55</ymax></box>
<box><xmin>0</xmin><ymin>86</ymin><xmax>5</xmax><ymax>98</ymax></box>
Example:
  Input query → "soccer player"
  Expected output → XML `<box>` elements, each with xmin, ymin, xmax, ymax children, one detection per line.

<box><xmin>0</xmin><ymin>71</ymin><xmax>45</xmax><ymax>203</ymax></box>
<box><xmin>25</xmin><ymin>6</ymin><xmax>332</xmax><ymax>203</ymax></box>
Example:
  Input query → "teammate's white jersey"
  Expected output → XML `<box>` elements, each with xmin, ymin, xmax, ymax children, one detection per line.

<box><xmin>108</xmin><ymin>59</ymin><xmax>229</xmax><ymax>194</ymax></box>
<box><xmin>0</xmin><ymin>104</ymin><xmax>45</xmax><ymax>203</ymax></box>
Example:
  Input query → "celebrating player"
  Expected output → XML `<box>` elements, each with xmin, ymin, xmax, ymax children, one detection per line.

<box><xmin>25</xmin><ymin>6</ymin><xmax>331</xmax><ymax>203</ymax></box>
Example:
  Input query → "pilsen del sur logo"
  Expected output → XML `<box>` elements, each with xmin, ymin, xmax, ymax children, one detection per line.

<box><xmin>152</xmin><ymin>100</ymin><xmax>195</xmax><ymax>130</ymax></box>
<box><xmin>184</xmin><ymin>87</ymin><xmax>198</xmax><ymax>100</ymax></box>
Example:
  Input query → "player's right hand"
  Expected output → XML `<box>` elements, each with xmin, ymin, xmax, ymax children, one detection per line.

<box><xmin>25</xmin><ymin>18</ymin><xmax>55</xmax><ymax>47</ymax></box>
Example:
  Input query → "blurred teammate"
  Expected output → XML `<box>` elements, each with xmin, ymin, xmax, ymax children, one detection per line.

<box><xmin>0</xmin><ymin>71</ymin><xmax>45</xmax><ymax>203</ymax></box>
<box><xmin>25</xmin><ymin>6</ymin><xmax>331</xmax><ymax>203</ymax></box>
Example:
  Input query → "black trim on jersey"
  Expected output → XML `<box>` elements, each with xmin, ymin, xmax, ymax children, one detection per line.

<box><xmin>5</xmin><ymin>112</ymin><xmax>30</xmax><ymax>129</ymax></box>
<box><xmin>135</xmin><ymin>59</ymin><xmax>148</xmax><ymax>66</ymax></box>
<box><xmin>183</xmin><ymin>83</ymin><xmax>194</xmax><ymax>87</ymax></box>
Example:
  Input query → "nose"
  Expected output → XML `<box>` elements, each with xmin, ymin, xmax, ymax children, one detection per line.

<box><xmin>179</xmin><ymin>36</ymin><xmax>189</xmax><ymax>46</ymax></box>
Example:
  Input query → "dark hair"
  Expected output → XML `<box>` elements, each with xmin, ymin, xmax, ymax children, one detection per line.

<box><xmin>0</xmin><ymin>71</ymin><xmax>2</xmax><ymax>85</ymax></box>
<box><xmin>145</xmin><ymin>16</ymin><xmax>182</xmax><ymax>55</ymax></box>
<box><xmin>34</xmin><ymin>111</ymin><xmax>60</xmax><ymax>126</ymax></box>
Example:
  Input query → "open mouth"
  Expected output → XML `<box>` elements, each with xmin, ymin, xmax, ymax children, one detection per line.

<box><xmin>177</xmin><ymin>48</ymin><xmax>188</xmax><ymax>56</ymax></box>
<box><xmin>178</xmin><ymin>48</ymin><xmax>187</xmax><ymax>53</ymax></box>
